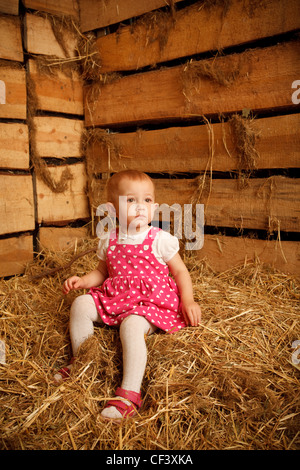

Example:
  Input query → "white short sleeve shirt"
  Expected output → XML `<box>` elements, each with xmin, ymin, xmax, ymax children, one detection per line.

<box><xmin>96</xmin><ymin>227</ymin><xmax>179</xmax><ymax>265</ymax></box>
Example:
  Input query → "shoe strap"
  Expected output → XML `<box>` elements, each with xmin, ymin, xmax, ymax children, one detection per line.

<box><xmin>115</xmin><ymin>387</ymin><xmax>142</xmax><ymax>408</ymax></box>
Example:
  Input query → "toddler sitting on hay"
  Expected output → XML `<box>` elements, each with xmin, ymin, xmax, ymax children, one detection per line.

<box><xmin>55</xmin><ymin>170</ymin><xmax>201</xmax><ymax>422</ymax></box>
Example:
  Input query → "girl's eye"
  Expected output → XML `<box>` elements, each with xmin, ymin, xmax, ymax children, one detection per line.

<box><xmin>127</xmin><ymin>197</ymin><xmax>135</xmax><ymax>203</ymax></box>
<box><xmin>145</xmin><ymin>198</ymin><xmax>153</xmax><ymax>203</ymax></box>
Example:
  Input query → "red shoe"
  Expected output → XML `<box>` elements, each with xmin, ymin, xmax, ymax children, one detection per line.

<box><xmin>54</xmin><ymin>357</ymin><xmax>75</xmax><ymax>383</ymax></box>
<box><xmin>102</xmin><ymin>387</ymin><xmax>143</xmax><ymax>421</ymax></box>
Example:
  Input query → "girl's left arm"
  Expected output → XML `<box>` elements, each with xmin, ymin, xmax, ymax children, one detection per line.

<box><xmin>167</xmin><ymin>253</ymin><xmax>201</xmax><ymax>327</ymax></box>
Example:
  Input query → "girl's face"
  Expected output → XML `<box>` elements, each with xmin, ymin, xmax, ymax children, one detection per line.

<box><xmin>114</xmin><ymin>177</ymin><xmax>157</xmax><ymax>232</ymax></box>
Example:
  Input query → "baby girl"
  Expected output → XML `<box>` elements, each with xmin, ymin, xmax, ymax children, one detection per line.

<box><xmin>55</xmin><ymin>170</ymin><xmax>201</xmax><ymax>422</ymax></box>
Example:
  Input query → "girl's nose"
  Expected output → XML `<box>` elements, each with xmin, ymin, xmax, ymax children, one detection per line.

<box><xmin>136</xmin><ymin>203</ymin><xmax>146</xmax><ymax>213</ymax></box>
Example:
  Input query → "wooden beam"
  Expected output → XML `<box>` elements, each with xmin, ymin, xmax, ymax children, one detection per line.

<box><xmin>0</xmin><ymin>15</ymin><xmax>23</xmax><ymax>62</ymax></box>
<box><xmin>96</xmin><ymin>0</ymin><xmax>300</xmax><ymax>73</ymax></box>
<box><xmin>22</xmin><ymin>0</ymin><xmax>79</xmax><ymax>18</ymax></box>
<box><xmin>38</xmin><ymin>226</ymin><xmax>89</xmax><ymax>251</ymax></box>
<box><xmin>34</xmin><ymin>116</ymin><xmax>83</xmax><ymax>158</ymax></box>
<box><xmin>84</xmin><ymin>41</ymin><xmax>300</xmax><ymax>127</ymax></box>
<box><xmin>156</xmin><ymin>177</ymin><xmax>299</xmax><ymax>233</ymax></box>
<box><xmin>0</xmin><ymin>235</ymin><xmax>33</xmax><ymax>277</ymax></box>
<box><xmin>28</xmin><ymin>60</ymin><xmax>83</xmax><ymax>115</ymax></box>
<box><xmin>0</xmin><ymin>123</ymin><xmax>29</xmax><ymax>169</ymax></box>
<box><xmin>89</xmin><ymin>175</ymin><xmax>299</xmax><ymax>233</ymax></box>
<box><xmin>198</xmin><ymin>234</ymin><xmax>300</xmax><ymax>276</ymax></box>
<box><xmin>0</xmin><ymin>66</ymin><xmax>26</xmax><ymax>120</ymax></box>
<box><xmin>0</xmin><ymin>0</ymin><xmax>19</xmax><ymax>15</ymax></box>
<box><xmin>0</xmin><ymin>174</ymin><xmax>35</xmax><ymax>235</ymax></box>
<box><xmin>24</xmin><ymin>13</ymin><xmax>77</xmax><ymax>57</ymax></box>
<box><xmin>79</xmin><ymin>0</ymin><xmax>182</xmax><ymax>32</ymax></box>
<box><xmin>36</xmin><ymin>163</ymin><xmax>90</xmax><ymax>224</ymax></box>
<box><xmin>85</xmin><ymin>114</ymin><xmax>300</xmax><ymax>175</ymax></box>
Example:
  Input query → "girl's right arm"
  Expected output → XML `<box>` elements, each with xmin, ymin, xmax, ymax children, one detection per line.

<box><xmin>62</xmin><ymin>259</ymin><xmax>108</xmax><ymax>295</ymax></box>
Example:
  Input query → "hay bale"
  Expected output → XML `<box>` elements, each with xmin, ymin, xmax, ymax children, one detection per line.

<box><xmin>0</xmin><ymin>239</ymin><xmax>299</xmax><ymax>450</ymax></box>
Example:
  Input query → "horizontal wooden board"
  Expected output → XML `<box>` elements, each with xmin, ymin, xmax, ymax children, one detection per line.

<box><xmin>85</xmin><ymin>41</ymin><xmax>300</xmax><ymax>127</ymax></box>
<box><xmin>24</xmin><ymin>13</ymin><xmax>77</xmax><ymax>57</ymax></box>
<box><xmin>0</xmin><ymin>0</ymin><xmax>19</xmax><ymax>15</ymax></box>
<box><xmin>157</xmin><ymin>177</ymin><xmax>300</xmax><ymax>233</ymax></box>
<box><xmin>38</xmin><ymin>226</ymin><xmax>89</xmax><ymax>251</ymax></box>
<box><xmin>0</xmin><ymin>174</ymin><xmax>35</xmax><ymax>235</ymax></box>
<box><xmin>198</xmin><ymin>234</ymin><xmax>300</xmax><ymax>276</ymax></box>
<box><xmin>86</xmin><ymin>114</ymin><xmax>300</xmax><ymax>175</ymax></box>
<box><xmin>96</xmin><ymin>0</ymin><xmax>300</xmax><ymax>73</ymax></box>
<box><xmin>23</xmin><ymin>0</ymin><xmax>79</xmax><ymax>18</ymax></box>
<box><xmin>34</xmin><ymin>116</ymin><xmax>83</xmax><ymax>158</ymax></box>
<box><xmin>79</xmin><ymin>0</ymin><xmax>182</xmax><ymax>32</ymax></box>
<box><xmin>0</xmin><ymin>66</ymin><xmax>26</xmax><ymax>119</ymax></box>
<box><xmin>0</xmin><ymin>235</ymin><xmax>33</xmax><ymax>277</ymax></box>
<box><xmin>0</xmin><ymin>15</ymin><xmax>23</xmax><ymax>62</ymax></box>
<box><xmin>0</xmin><ymin>123</ymin><xmax>29</xmax><ymax>169</ymax></box>
<box><xmin>36</xmin><ymin>163</ymin><xmax>89</xmax><ymax>224</ymax></box>
<box><xmin>90</xmin><ymin>175</ymin><xmax>299</xmax><ymax>232</ymax></box>
<box><xmin>28</xmin><ymin>60</ymin><xmax>83</xmax><ymax>115</ymax></box>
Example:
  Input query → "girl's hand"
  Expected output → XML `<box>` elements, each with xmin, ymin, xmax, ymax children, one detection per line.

<box><xmin>167</xmin><ymin>253</ymin><xmax>202</xmax><ymax>327</ymax></box>
<box><xmin>62</xmin><ymin>263</ymin><xmax>108</xmax><ymax>295</ymax></box>
<box><xmin>62</xmin><ymin>276</ymin><xmax>86</xmax><ymax>295</ymax></box>
<box><xmin>181</xmin><ymin>301</ymin><xmax>202</xmax><ymax>327</ymax></box>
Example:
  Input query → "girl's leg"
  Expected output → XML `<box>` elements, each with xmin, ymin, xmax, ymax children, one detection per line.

<box><xmin>54</xmin><ymin>294</ymin><xmax>100</xmax><ymax>382</ymax></box>
<box><xmin>69</xmin><ymin>294</ymin><xmax>101</xmax><ymax>356</ymax></box>
<box><xmin>101</xmin><ymin>314</ymin><xmax>156</xmax><ymax>420</ymax></box>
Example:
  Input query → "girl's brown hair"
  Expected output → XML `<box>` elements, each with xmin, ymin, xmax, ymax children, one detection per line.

<box><xmin>106</xmin><ymin>170</ymin><xmax>155</xmax><ymax>203</ymax></box>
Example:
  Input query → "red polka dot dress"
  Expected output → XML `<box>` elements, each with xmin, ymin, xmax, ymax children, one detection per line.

<box><xmin>89</xmin><ymin>226</ymin><xmax>187</xmax><ymax>333</ymax></box>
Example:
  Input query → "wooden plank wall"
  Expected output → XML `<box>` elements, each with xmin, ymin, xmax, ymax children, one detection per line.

<box><xmin>0</xmin><ymin>0</ymin><xmax>89</xmax><ymax>277</ymax></box>
<box><xmin>1</xmin><ymin>0</ymin><xmax>299</xmax><ymax>277</ymax></box>
<box><xmin>82</xmin><ymin>0</ymin><xmax>300</xmax><ymax>275</ymax></box>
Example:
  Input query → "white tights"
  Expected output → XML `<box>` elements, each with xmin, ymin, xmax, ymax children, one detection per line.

<box><xmin>69</xmin><ymin>294</ymin><xmax>157</xmax><ymax>418</ymax></box>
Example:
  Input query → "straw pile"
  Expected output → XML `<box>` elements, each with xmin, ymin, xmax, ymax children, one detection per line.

<box><xmin>0</xmin><ymin>239</ymin><xmax>299</xmax><ymax>450</ymax></box>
